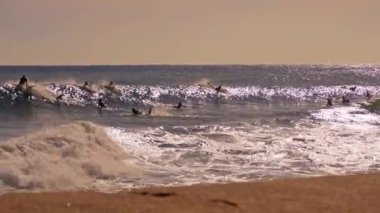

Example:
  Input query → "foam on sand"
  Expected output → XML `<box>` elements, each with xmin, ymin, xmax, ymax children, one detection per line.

<box><xmin>0</xmin><ymin>121</ymin><xmax>136</xmax><ymax>192</ymax></box>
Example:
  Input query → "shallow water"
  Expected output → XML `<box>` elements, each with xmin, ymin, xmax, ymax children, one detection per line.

<box><xmin>0</xmin><ymin>65</ymin><xmax>379</xmax><ymax>191</ymax></box>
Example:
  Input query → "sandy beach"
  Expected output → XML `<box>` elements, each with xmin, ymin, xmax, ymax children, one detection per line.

<box><xmin>1</xmin><ymin>173</ymin><xmax>379</xmax><ymax>213</ymax></box>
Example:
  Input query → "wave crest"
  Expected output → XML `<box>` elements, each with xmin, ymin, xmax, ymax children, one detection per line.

<box><xmin>1</xmin><ymin>83</ymin><xmax>380</xmax><ymax>107</ymax></box>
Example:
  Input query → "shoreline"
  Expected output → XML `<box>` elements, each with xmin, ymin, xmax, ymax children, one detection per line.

<box><xmin>1</xmin><ymin>173</ymin><xmax>379</xmax><ymax>213</ymax></box>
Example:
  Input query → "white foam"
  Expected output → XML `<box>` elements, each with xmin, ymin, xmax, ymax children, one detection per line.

<box><xmin>105</xmin><ymin>111</ymin><xmax>380</xmax><ymax>187</ymax></box>
<box><xmin>0</xmin><ymin>121</ymin><xmax>137</xmax><ymax>192</ymax></box>
<box><xmin>3</xmin><ymin>82</ymin><xmax>380</xmax><ymax>106</ymax></box>
<box><xmin>311</xmin><ymin>105</ymin><xmax>380</xmax><ymax>124</ymax></box>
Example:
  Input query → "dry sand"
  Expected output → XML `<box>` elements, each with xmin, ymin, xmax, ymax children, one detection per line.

<box><xmin>1</xmin><ymin>174</ymin><xmax>380</xmax><ymax>213</ymax></box>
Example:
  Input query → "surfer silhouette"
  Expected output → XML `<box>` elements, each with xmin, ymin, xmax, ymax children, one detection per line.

<box><xmin>366</xmin><ymin>91</ymin><xmax>372</xmax><ymax>100</ymax></box>
<box><xmin>147</xmin><ymin>106</ymin><xmax>153</xmax><ymax>115</ymax></box>
<box><xmin>326</xmin><ymin>98</ymin><xmax>333</xmax><ymax>107</ymax></box>
<box><xmin>174</xmin><ymin>102</ymin><xmax>183</xmax><ymax>109</ymax></box>
<box><xmin>56</xmin><ymin>94</ymin><xmax>64</xmax><ymax>102</ymax></box>
<box><xmin>132</xmin><ymin>108</ymin><xmax>142</xmax><ymax>115</ymax></box>
<box><xmin>207</xmin><ymin>82</ymin><xmax>224</xmax><ymax>93</ymax></box>
<box><xmin>18</xmin><ymin>75</ymin><xmax>28</xmax><ymax>86</ymax></box>
<box><xmin>98</xmin><ymin>99</ymin><xmax>106</xmax><ymax>108</ymax></box>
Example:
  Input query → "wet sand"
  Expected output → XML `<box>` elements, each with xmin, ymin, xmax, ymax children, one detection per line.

<box><xmin>1</xmin><ymin>174</ymin><xmax>380</xmax><ymax>213</ymax></box>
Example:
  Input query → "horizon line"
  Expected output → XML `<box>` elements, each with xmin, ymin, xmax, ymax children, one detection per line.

<box><xmin>0</xmin><ymin>63</ymin><xmax>379</xmax><ymax>67</ymax></box>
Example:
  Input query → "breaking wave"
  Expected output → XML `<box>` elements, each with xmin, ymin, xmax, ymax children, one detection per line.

<box><xmin>1</xmin><ymin>82</ymin><xmax>379</xmax><ymax>107</ymax></box>
<box><xmin>0</xmin><ymin>105</ymin><xmax>379</xmax><ymax>192</ymax></box>
<box><xmin>0</xmin><ymin>121</ymin><xmax>137</xmax><ymax>192</ymax></box>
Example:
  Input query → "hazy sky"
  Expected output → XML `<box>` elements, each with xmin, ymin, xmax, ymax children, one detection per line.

<box><xmin>1</xmin><ymin>0</ymin><xmax>379</xmax><ymax>65</ymax></box>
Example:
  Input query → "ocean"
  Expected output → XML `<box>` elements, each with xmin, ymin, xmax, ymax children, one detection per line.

<box><xmin>0</xmin><ymin>65</ymin><xmax>379</xmax><ymax>192</ymax></box>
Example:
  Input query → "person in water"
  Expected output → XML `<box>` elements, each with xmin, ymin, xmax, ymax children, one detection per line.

<box><xmin>174</xmin><ymin>102</ymin><xmax>183</xmax><ymax>109</ymax></box>
<box><xmin>215</xmin><ymin>85</ymin><xmax>222</xmax><ymax>93</ymax></box>
<box><xmin>56</xmin><ymin>94</ymin><xmax>64</xmax><ymax>102</ymax></box>
<box><xmin>326</xmin><ymin>98</ymin><xmax>333</xmax><ymax>107</ymax></box>
<box><xmin>104</xmin><ymin>81</ymin><xmax>115</xmax><ymax>91</ymax></box>
<box><xmin>207</xmin><ymin>82</ymin><xmax>223</xmax><ymax>93</ymax></box>
<box><xmin>366</xmin><ymin>90</ymin><xmax>372</xmax><ymax>100</ymax></box>
<box><xmin>132</xmin><ymin>108</ymin><xmax>142</xmax><ymax>115</ymax></box>
<box><xmin>18</xmin><ymin>75</ymin><xmax>28</xmax><ymax>86</ymax></box>
<box><xmin>341</xmin><ymin>86</ymin><xmax>357</xmax><ymax>92</ymax></box>
<box><xmin>98</xmin><ymin>99</ymin><xmax>106</xmax><ymax>108</ymax></box>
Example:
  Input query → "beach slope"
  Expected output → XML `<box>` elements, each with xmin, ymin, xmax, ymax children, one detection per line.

<box><xmin>1</xmin><ymin>174</ymin><xmax>380</xmax><ymax>213</ymax></box>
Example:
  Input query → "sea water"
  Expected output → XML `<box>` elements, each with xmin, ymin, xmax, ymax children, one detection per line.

<box><xmin>0</xmin><ymin>65</ymin><xmax>379</xmax><ymax>192</ymax></box>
